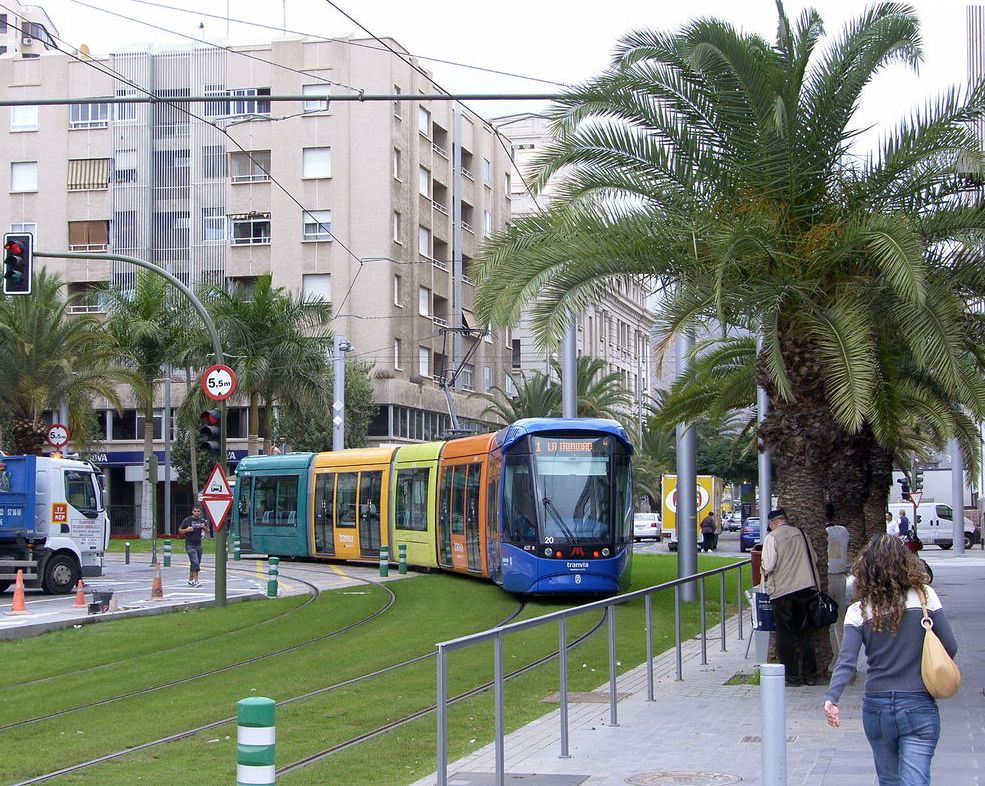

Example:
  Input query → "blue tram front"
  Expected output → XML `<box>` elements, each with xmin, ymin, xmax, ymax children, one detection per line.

<box><xmin>492</xmin><ymin>418</ymin><xmax>633</xmax><ymax>594</ymax></box>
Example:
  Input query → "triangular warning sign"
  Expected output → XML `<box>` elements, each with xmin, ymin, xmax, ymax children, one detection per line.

<box><xmin>202</xmin><ymin>496</ymin><xmax>233</xmax><ymax>532</ymax></box>
<box><xmin>202</xmin><ymin>463</ymin><xmax>232</xmax><ymax>500</ymax></box>
<box><xmin>909</xmin><ymin>491</ymin><xmax>923</xmax><ymax>507</ymax></box>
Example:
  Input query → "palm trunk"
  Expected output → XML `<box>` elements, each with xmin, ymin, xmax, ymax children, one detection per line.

<box><xmin>248</xmin><ymin>392</ymin><xmax>259</xmax><ymax>456</ymax></box>
<box><xmin>140</xmin><ymin>400</ymin><xmax>155</xmax><ymax>539</ymax></box>
<box><xmin>861</xmin><ymin>445</ymin><xmax>893</xmax><ymax>558</ymax></box>
<box><xmin>829</xmin><ymin>427</ymin><xmax>870</xmax><ymax>561</ymax></box>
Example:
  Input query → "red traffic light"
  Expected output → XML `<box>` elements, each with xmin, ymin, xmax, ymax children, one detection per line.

<box><xmin>200</xmin><ymin>409</ymin><xmax>220</xmax><ymax>426</ymax></box>
<box><xmin>4</xmin><ymin>241</ymin><xmax>23</xmax><ymax>255</ymax></box>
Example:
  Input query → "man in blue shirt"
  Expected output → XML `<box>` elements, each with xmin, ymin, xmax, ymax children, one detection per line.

<box><xmin>898</xmin><ymin>510</ymin><xmax>910</xmax><ymax>537</ymax></box>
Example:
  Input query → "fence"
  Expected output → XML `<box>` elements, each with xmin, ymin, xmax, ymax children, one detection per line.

<box><xmin>108</xmin><ymin>504</ymin><xmax>198</xmax><ymax>538</ymax></box>
<box><xmin>435</xmin><ymin>558</ymin><xmax>751</xmax><ymax>786</ymax></box>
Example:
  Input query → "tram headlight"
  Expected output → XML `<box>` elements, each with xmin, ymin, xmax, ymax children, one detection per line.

<box><xmin>602</xmin><ymin>547</ymin><xmax>610</xmax><ymax>557</ymax></box>
<box><xmin>544</xmin><ymin>547</ymin><xmax>552</xmax><ymax>556</ymax></box>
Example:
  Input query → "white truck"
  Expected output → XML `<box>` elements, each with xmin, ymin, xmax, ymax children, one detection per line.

<box><xmin>0</xmin><ymin>454</ymin><xmax>109</xmax><ymax>594</ymax></box>
<box><xmin>887</xmin><ymin>501</ymin><xmax>979</xmax><ymax>550</ymax></box>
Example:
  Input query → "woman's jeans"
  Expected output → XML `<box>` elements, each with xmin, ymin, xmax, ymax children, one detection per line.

<box><xmin>863</xmin><ymin>691</ymin><xmax>940</xmax><ymax>786</ymax></box>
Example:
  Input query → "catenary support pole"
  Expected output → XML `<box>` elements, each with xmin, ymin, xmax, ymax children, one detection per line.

<box><xmin>333</xmin><ymin>335</ymin><xmax>346</xmax><ymax>451</ymax></box>
<box><xmin>676</xmin><ymin>329</ymin><xmax>697</xmax><ymax>601</ymax></box>
<box><xmin>756</xmin><ymin>333</ymin><xmax>773</xmax><ymax>523</ymax></box>
<box><xmin>561</xmin><ymin>316</ymin><xmax>577</xmax><ymax>418</ymax></box>
<box><xmin>163</xmin><ymin>376</ymin><xmax>172</xmax><ymax>535</ymax></box>
<box><xmin>950</xmin><ymin>438</ymin><xmax>965</xmax><ymax>554</ymax></box>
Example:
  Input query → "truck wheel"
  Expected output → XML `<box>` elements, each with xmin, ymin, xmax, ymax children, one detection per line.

<box><xmin>938</xmin><ymin>543</ymin><xmax>952</xmax><ymax>550</ymax></box>
<box><xmin>43</xmin><ymin>554</ymin><xmax>80</xmax><ymax>594</ymax></box>
<box><xmin>965</xmin><ymin>533</ymin><xmax>974</xmax><ymax>551</ymax></box>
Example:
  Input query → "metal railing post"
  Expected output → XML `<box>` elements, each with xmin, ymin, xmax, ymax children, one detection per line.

<box><xmin>645</xmin><ymin>593</ymin><xmax>654</xmax><ymax>701</ymax></box>
<box><xmin>720</xmin><ymin>572</ymin><xmax>727</xmax><ymax>652</ymax></box>
<box><xmin>607</xmin><ymin>604</ymin><xmax>619</xmax><ymax>727</ymax></box>
<box><xmin>558</xmin><ymin>616</ymin><xmax>570</xmax><ymax>758</ymax></box>
<box><xmin>494</xmin><ymin>633</ymin><xmax>506</xmax><ymax>786</ymax></box>
<box><xmin>699</xmin><ymin>577</ymin><xmax>708</xmax><ymax>665</ymax></box>
<box><xmin>674</xmin><ymin>584</ymin><xmax>683</xmax><ymax>681</ymax></box>
<box><xmin>737</xmin><ymin>567</ymin><xmax>745</xmax><ymax>640</ymax></box>
<box><xmin>436</xmin><ymin>645</ymin><xmax>448</xmax><ymax>786</ymax></box>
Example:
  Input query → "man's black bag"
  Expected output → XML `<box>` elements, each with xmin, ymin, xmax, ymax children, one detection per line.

<box><xmin>799</xmin><ymin>528</ymin><xmax>840</xmax><ymax>628</ymax></box>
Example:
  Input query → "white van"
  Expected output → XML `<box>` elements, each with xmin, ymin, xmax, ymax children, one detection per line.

<box><xmin>888</xmin><ymin>502</ymin><xmax>980</xmax><ymax>550</ymax></box>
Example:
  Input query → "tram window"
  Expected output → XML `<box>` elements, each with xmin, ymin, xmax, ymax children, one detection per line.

<box><xmin>451</xmin><ymin>466</ymin><xmax>466</xmax><ymax>534</ymax></box>
<box><xmin>395</xmin><ymin>468</ymin><xmax>429</xmax><ymax>531</ymax></box>
<box><xmin>335</xmin><ymin>472</ymin><xmax>357</xmax><ymax>528</ymax></box>
<box><xmin>253</xmin><ymin>475</ymin><xmax>299</xmax><ymax>527</ymax></box>
<box><xmin>314</xmin><ymin>473</ymin><xmax>334</xmax><ymax>552</ymax></box>
<box><xmin>504</xmin><ymin>459</ymin><xmax>537</xmax><ymax>543</ymax></box>
<box><xmin>359</xmin><ymin>471</ymin><xmax>383</xmax><ymax>528</ymax></box>
<box><xmin>465</xmin><ymin>462</ymin><xmax>481</xmax><ymax>531</ymax></box>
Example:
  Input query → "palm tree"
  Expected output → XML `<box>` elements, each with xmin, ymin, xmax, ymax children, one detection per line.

<box><xmin>204</xmin><ymin>274</ymin><xmax>332</xmax><ymax>456</ymax></box>
<box><xmin>103</xmin><ymin>272</ymin><xmax>183</xmax><ymax>538</ymax></box>
<box><xmin>555</xmin><ymin>356</ymin><xmax>634</xmax><ymax>421</ymax></box>
<box><xmin>0</xmin><ymin>271</ymin><xmax>124</xmax><ymax>454</ymax></box>
<box><xmin>473</xmin><ymin>370</ymin><xmax>560</xmax><ymax>422</ymax></box>
<box><xmin>475</xmin><ymin>3</ymin><xmax>985</xmax><ymax>573</ymax></box>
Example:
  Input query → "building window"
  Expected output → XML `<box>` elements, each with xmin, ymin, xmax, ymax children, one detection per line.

<box><xmin>227</xmin><ymin>87</ymin><xmax>271</xmax><ymax>116</ymax></box>
<box><xmin>231</xmin><ymin>212</ymin><xmax>271</xmax><ymax>245</ymax></box>
<box><xmin>67</xmin><ymin>158</ymin><xmax>110</xmax><ymax>190</ymax></box>
<box><xmin>230</xmin><ymin>150</ymin><xmax>271</xmax><ymax>182</ymax></box>
<box><xmin>393</xmin><ymin>84</ymin><xmax>402</xmax><ymax>117</ymax></box>
<box><xmin>392</xmin><ymin>211</ymin><xmax>401</xmax><ymax>243</ymax></box>
<box><xmin>70</xmin><ymin>102</ymin><xmax>110</xmax><ymax>129</ymax></box>
<box><xmin>418</xmin><ymin>106</ymin><xmax>431</xmax><ymax>137</ymax></box>
<box><xmin>302</xmin><ymin>273</ymin><xmax>331</xmax><ymax>302</ymax></box>
<box><xmin>483</xmin><ymin>209</ymin><xmax>493</xmax><ymax>237</ymax></box>
<box><xmin>113</xmin><ymin>149</ymin><xmax>138</xmax><ymax>184</ymax></box>
<box><xmin>418</xmin><ymin>226</ymin><xmax>431</xmax><ymax>258</ymax></box>
<box><xmin>393</xmin><ymin>274</ymin><xmax>402</xmax><ymax>306</ymax></box>
<box><xmin>10</xmin><ymin>105</ymin><xmax>38</xmax><ymax>132</ymax></box>
<box><xmin>419</xmin><ymin>346</ymin><xmax>430</xmax><ymax>378</ymax></box>
<box><xmin>302</xmin><ymin>83</ymin><xmax>330</xmax><ymax>112</ymax></box>
<box><xmin>203</xmin><ymin>83</ymin><xmax>227</xmax><ymax>117</ymax></box>
<box><xmin>203</xmin><ymin>145</ymin><xmax>226</xmax><ymax>178</ymax></box>
<box><xmin>394</xmin><ymin>338</ymin><xmax>402</xmax><ymax>370</ymax></box>
<box><xmin>418</xmin><ymin>286</ymin><xmax>430</xmax><ymax>317</ymax></box>
<box><xmin>114</xmin><ymin>88</ymin><xmax>137</xmax><ymax>122</ymax></box>
<box><xmin>505</xmin><ymin>374</ymin><xmax>516</xmax><ymax>396</ymax></box>
<box><xmin>483</xmin><ymin>366</ymin><xmax>492</xmax><ymax>392</ymax></box>
<box><xmin>202</xmin><ymin>207</ymin><xmax>227</xmax><ymax>241</ymax></box>
<box><xmin>68</xmin><ymin>220</ymin><xmax>110</xmax><ymax>251</ymax></box>
<box><xmin>302</xmin><ymin>209</ymin><xmax>332</xmax><ymax>241</ymax></box>
<box><xmin>393</xmin><ymin>147</ymin><xmax>401</xmax><ymax>180</ymax></box>
<box><xmin>482</xmin><ymin>158</ymin><xmax>492</xmax><ymax>185</ymax></box>
<box><xmin>302</xmin><ymin>147</ymin><xmax>331</xmax><ymax>179</ymax></box>
<box><xmin>10</xmin><ymin>222</ymin><xmax>36</xmax><ymax>235</ymax></box>
<box><xmin>461</xmin><ymin>363</ymin><xmax>475</xmax><ymax>392</ymax></box>
<box><xmin>10</xmin><ymin>161</ymin><xmax>37</xmax><ymax>192</ymax></box>
<box><xmin>511</xmin><ymin>338</ymin><xmax>521</xmax><ymax>369</ymax></box>
<box><xmin>419</xmin><ymin>166</ymin><xmax>431</xmax><ymax>197</ymax></box>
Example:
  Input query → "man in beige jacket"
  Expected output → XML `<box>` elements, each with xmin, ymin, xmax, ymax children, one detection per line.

<box><xmin>761</xmin><ymin>508</ymin><xmax>819</xmax><ymax>686</ymax></box>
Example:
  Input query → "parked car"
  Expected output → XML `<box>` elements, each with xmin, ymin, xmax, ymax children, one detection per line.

<box><xmin>725</xmin><ymin>511</ymin><xmax>741</xmax><ymax>531</ymax></box>
<box><xmin>633</xmin><ymin>513</ymin><xmax>662</xmax><ymax>542</ymax></box>
<box><xmin>740</xmin><ymin>517</ymin><xmax>761</xmax><ymax>553</ymax></box>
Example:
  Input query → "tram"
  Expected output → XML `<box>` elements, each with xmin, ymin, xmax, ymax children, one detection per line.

<box><xmin>232</xmin><ymin>418</ymin><xmax>633</xmax><ymax>595</ymax></box>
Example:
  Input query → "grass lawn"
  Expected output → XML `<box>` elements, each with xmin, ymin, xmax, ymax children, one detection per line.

<box><xmin>0</xmin><ymin>554</ymin><xmax>750</xmax><ymax>785</ymax></box>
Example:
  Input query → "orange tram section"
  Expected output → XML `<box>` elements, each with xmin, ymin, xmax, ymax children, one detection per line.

<box><xmin>232</xmin><ymin>418</ymin><xmax>634</xmax><ymax>595</ymax></box>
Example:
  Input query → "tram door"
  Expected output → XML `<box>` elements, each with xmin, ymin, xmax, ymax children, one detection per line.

<box><xmin>312</xmin><ymin>473</ymin><xmax>335</xmax><ymax>556</ymax></box>
<box><xmin>358</xmin><ymin>471</ymin><xmax>382</xmax><ymax>557</ymax></box>
<box><xmin>332</xmin><ymin>472</ymin><xmax>360</xmax><ymax>559</ymax></box>
<box><xmin>438</xmin><ymin>463</ymin><xmax>482</xmax><ymax>572</ymax></box>
<box><xmin>236</xmin><ymin>476</ymin><xmax>254</xmax><ymax>551</ymax></box>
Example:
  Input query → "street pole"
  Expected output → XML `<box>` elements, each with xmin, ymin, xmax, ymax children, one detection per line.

<box><xmin>561</xmin><ymin>317</ymin><xmax>577</xmax><ymax>418</ymax></box>
<box><xmin>676</xmin><ymin>329</ymin><xmax>697</xmax><ymax>601</ymax></box>
<box><xmin>756</xmin><ymin>334</ymin><xmax>772</xmax><ymax>524</ymax></box>
<box><xmin>333</xmin><ymin>335</ymin><xmax>347</xmax><ymax>451</ymax></box>
<box><xmin>163</xmin><ymin>376</ymin><xmax>172</xmax><ymax>536</ymax></box>
<box><xmin>950</xmin><ymin>438</ymin><xmax>965</xmax><ymax>554</ymax></box>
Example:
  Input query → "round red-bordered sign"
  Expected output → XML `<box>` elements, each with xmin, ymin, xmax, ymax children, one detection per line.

<box><xmin>47</xmin><ymin>423</ymin><xmax>71</xmax><ymax>448</ymax></box>
<box><xmin>201</xmin><ymin>364</ymin><xmax>238</xmax><ymax>401</ymax></box>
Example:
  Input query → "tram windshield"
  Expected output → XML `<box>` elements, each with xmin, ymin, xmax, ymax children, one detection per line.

<box><xmin>504</xmin><ymin>435</ymin><xmax>624</xmax><ymax>545</ymax></box>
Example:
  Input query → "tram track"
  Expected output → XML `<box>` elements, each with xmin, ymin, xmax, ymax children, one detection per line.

<box><xmin>10</xmin><ymin>597</ymin><xmax>530</xmax><ymax>786</ymax></box>
<box><xmin>0</xmin><ymin>566</ymin><xmax>390</xmax><ymax>733</ymax></box>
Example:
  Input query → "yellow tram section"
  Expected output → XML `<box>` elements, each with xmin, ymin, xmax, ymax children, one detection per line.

<box><xmin>389</xmin><ymin>442</ymin><xmax>442</xmax><ymax>570</ymax></box>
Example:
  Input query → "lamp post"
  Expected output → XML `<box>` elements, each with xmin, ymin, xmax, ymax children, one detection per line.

<box><xmin>332</xmin><ymin>335</ymin><xmax>354</xmax><ymax>451</ymax></box>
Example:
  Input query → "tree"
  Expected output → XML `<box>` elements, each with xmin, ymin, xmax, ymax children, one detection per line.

<box><xmin>203</xmin><ymin>274</ymin><xmax>333</xmax><ymax>456</ymax></box>
<box><xmin>103</xmin><ymin>272</ymin><xmax>183</xmax><ymax>538</ymax></box>
<box><xmin>475</xmin><ymin>3</ymin><xmax>985</xmax><ymax>585</ymax></box>
<box><xmin>473</xmin><ymin>370</ymin><xmax>560</xmax><ymax>422</ymax></box>
<box><xmin>0</xmin><ymin>271</ymin><xmax>124</xmax><ymax>454</ymax></box>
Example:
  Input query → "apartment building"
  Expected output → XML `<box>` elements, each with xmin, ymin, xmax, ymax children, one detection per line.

<box><xmin>492</xmin><ymin>113</ymin><xmax>654</xmax><ymax>408</ymax></box>
<box><xmin>0</xmin><ymin>1</ymin><xmax>512</xmax><ymax>523</ymax></box>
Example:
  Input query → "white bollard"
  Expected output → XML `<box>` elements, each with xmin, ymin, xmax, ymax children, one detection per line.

<box><xmin>760</xmin><ymin>662</ymin><xmax>787</xmax><ymax>786</ymax></box>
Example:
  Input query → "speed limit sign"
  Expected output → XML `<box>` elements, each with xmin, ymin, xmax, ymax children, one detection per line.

<box><xmin>201</xmin><ymin>364</ymin><xmax>238</xmax><ymax>401</ymax></box>
<box><xmin>47</xmin><ymin>423</ymin><xmax>71</xmax><ymax>448</ymax></box>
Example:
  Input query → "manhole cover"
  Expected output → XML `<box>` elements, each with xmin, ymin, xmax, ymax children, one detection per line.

<box><xmin>626</xmin><ymin>773</ymin><xmax>742</xmax><ymax>786</ymax></box>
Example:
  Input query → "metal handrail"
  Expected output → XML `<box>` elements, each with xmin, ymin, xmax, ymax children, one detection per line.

<box><xmin>435</xmin><ymin>557</ymin><xmax>751</xmax><ymax>786</ymax></box>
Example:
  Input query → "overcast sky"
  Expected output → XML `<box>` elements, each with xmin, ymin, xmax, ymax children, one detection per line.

<box><xmin>34</xmin><ymin>0</ymin><xmax>978</xmax><ymax>133</ymax></box>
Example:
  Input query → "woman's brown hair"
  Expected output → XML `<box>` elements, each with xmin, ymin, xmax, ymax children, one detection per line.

<box><xmin>852</xmin><ymin>534</ymin><xmax>928</xmax><ymax>633</ymax></box>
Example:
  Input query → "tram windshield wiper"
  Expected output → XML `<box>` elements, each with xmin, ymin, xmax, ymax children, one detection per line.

<box><xmin>542</xmin><ymin>496</ymin><xmax>577</xmax><ymax>544</ymax></box>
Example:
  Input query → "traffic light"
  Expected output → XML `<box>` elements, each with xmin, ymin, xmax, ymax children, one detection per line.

<box><xmin>914</xmin><ymin>467</ymin><xmax>924</xmax><ymax>492</ymax></box>
<box><xmin>898</xmin><ymin>477</ymin><xmax>911</xmax><ymax>501</ymax></box>
<box><xmin>2</xmin><ymin>232</ymin><xmax>32</xmax><ymax>295</ymax></box>
<box><xmin>199</xmin><ymin>409</ymin><xmax>221</xmax><ymax>454</ymax></box>
<box><xmin>144</xmin><ymin>454</ymin><xmax>158</xmax><ymax>483</ymax></box>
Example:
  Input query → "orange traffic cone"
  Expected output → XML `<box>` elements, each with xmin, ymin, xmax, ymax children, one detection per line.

<box><xmin>73</xmin><ymin>579</ymin><xmax>86</xmax><ymax>608</ymax></box>
<box><xmin>150</xmin><ymin>564</ymin><xmax>164</xmax><ymax>601</ymax></box>
<box><xmin>7</xmin><ymin>569</ymin><xmax>30</xmax><ymax>615</ymax></box>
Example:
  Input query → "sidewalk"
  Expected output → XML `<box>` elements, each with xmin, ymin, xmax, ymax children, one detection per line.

<box><xmin>414</xmin><ymin>553</ymin><xmax>984</xmax><ymax>786</ymax></box>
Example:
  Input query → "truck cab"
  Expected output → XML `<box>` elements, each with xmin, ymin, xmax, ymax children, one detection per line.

<box><xmin>0</xmin><ymin>455</ymin><xmax>109</xmax><ymax>594</ymax></box>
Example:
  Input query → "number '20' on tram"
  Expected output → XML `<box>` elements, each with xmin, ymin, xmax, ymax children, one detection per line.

<box><xmin>232</xmin><ymin>418</ymin><xmax>634</xmax><ymax>594</ymax></box>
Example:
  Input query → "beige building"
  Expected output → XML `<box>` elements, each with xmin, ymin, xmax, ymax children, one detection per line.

<box><xmin>492</xmin><ymin>113</ymin><xmax>654</xmax><ymax>410</ymax></box>
<box><xmin>0</xmin><ymin>1</ymin><xmax>512</xmax><ymax>528</ymax></box>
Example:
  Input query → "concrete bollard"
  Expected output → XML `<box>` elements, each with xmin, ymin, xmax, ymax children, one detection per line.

<box><xmin>760</xmin><ymin>663</ymin><xmax>787</xmax><ymax>786</ymax></box>
<box><xmin>266</xmin><ymin>556</ymin><xmax>279</xmax><ymax>598</ymax></box>
<box><xmin>398</xmin><ymin>543</ymin><xmax>407</xmax><ymax>575</ymax></box>
<box><xmin>237</xmin><ymin>696</ymin><xmax>275</xmax><ymax>786</ymax></box>
<box><xmin>163</xmin><ymin>539</ymin><xmax>172</xmax><ymax>568</ymax></box>
<box><xmin>234</xmin><ymin>537</ymin><xmax>241</xmax><ymax>561</ymax></box>
<box><xmin>379</xmin><ymin>544</ymin><xmax>390</xmax><ymax>577</ymax></box>
<box><xmin>125</xmin><ymin>542</ymin><xmax>131</xmax><ymax>565</ymax></box>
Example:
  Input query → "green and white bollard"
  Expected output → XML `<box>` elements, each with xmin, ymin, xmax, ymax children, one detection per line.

<box><xmin>125</xmin><ymin>542</ymin><xmax>131</xmax><ymax>565</ymax></box>
<box><xmin>379</xmin><ymin>544</ymin><xmax>390</xmax><ymax>577</ymax></box>
<box><xmin>237</xmin><ymin>696</ymin><xmax>275</xmax><ymax>786</ymax></box>
<box><xmin>398</xmin><ymin>543</ymin><xmax>407</xmax><ymax>575</ymax></box>
<box><xmin>234</xmin><ymin>537</ymin><xmax>241</xmax><ymax>561</ymax></box>
<box><xmin>163</xmin><ymin>539</ymin><xmax>172</xmax><ymax>568</ymax></box>
<box><xmin>267</xmin><ymin>556</ymin><xmax>279</xmax><ymax>598</ymax></box>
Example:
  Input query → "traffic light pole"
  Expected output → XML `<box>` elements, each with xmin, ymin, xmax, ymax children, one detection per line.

<box><xmin>35</xmin><ymin>249</ymin><xmax>229</xmax><ymax>606</ymax></box>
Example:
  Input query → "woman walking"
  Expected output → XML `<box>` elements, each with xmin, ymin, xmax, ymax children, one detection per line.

<box><xmin>823</xmin><ymin>535</ymin><xmax>957</xmax><ymax>786</ymax></box>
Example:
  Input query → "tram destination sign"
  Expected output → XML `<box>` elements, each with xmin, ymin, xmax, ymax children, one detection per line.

<box><xmin>533</xmin><ymin>437</ymin><xmax>600</xmax><ymax>454</ymax></box>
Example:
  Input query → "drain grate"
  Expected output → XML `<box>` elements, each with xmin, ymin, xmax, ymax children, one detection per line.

<box><xmin>626</xmin><ymin>772</ymin><xmax>742</xmax><ymax>786</ymax></box>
